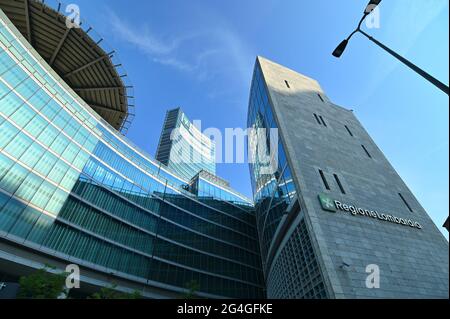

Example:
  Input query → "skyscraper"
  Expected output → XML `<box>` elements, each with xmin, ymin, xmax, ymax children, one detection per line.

<box><xmin>248</xmin><ymin>56</ymin><xmax>449</xmax><ymax>298</ymax></box>
<box><xmin>0</xmin><ymin>0</ymin><xmax>448</xmax><ymax>300</ymax></box>
<box><xmin>0</xmin><ymin>2</ymin><xmax>263</xmax><ymax>299</ymax></box>
<box><xmin>156</xmin><ymin>107</ymin><xmax>216</xmax><ymax>181</ymax></box>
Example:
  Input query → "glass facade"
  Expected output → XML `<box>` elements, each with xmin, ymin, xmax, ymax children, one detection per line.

<box><xmin>0</xmin><ymin>13</ymin><xmax>264</xmax><ymax>298</ymax></box>
<box><xmin>193</xmin><ymin>175</ymin><xmax>253</xmax><ymax>207</ymax></box>
<box><xmin>247</xmin><ymin>61</ymin><xmax>297</xmax><ymax>266</ymax></box>
<box><xmin>247</xmin><ymin>59</ymin><xmax>328</xmax><ymax>299</ymax></box>
<box><xmin>156</xmin><ymin>108</ymin><xmax>216</xmax><ymax>181</ymax></box>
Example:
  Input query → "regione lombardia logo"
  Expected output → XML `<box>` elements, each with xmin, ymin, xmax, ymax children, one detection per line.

<box><xmin>318</xmin><ymin>194</ymin><xmax>336</xmax><ymax>212</ymax></box>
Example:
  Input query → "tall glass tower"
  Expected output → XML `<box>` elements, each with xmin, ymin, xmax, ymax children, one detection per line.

<box><xmin>248</xmin><ymin>56</ymin><xmax>449</xmax><ymax>299</ymax></box>
<box><xmin>156</xmin><ymin>107</ymin><xmax>216</xmax><ymax>181</ymax></box>
<box><xmin>0</xmin><ymin>2</ymin><xmax>263</xmax><ymax>299</ymax></box>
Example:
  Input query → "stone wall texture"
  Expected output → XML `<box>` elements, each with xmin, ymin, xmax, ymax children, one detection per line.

<box><xmin>259</xmin><ymin>56</ymin><xmax>449</xmax><ymax>299</ymax></box>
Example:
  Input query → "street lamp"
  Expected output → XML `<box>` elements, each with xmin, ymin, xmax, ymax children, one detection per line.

<box><xmin>333</xmin><ymin>0</ymin><xmax>449</xmax><ymax>96</ymax></box>
<box><xmin>364</xmin><ymin>0</ymin><xmax>382</xmax><ymax>14</ymax></box>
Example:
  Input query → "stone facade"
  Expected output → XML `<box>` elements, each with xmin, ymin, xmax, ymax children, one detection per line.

<box><xmin>258</xmin><ymin>56</ymin><xmax>449</xmax><ymax>298</ymax></box>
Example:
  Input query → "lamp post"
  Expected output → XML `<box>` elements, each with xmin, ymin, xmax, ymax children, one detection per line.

<box><xmin>333</xmin><ymin>0</ymin><xmax>449</xmax><ymax>96</ymax></box>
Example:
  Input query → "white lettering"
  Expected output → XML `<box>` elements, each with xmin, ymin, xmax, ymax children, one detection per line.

<box><xmin>65</xmin><ymin>4</ymin><xmax>81</xmax><ymax>29</ymax></box>
<box><xmin>330</xmin><ymin>198</ymin><xmax>422</xmax><ymax>230</ymax></box>
<box><xmin>365</xmin><ymin>264</ymin><xmax>380</xmax><ymax>289</ymax></box>
<box><xmin>178</xmin><ymin>303</ymin><xmax>211</xmax><ymax>317</ymax></box>
<box><xmin>65</xmin><ymin>264</ymin><xmax>80</xmax><ymax>289</ymax></box>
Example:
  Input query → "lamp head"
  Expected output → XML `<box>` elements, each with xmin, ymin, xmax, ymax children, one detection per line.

<box><xmin>365</xmin><ymin>0</ymin><xmax>382</xmax><ymax>14</ymax></box>
<box><xmin>332</xmin><ymin>39</ymin><xmax>348</xmax><ymax>58</ymax></box>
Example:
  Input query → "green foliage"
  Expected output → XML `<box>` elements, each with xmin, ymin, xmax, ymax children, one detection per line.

<box><xmin>18</xmin><ymin>265</ymin><xmax>67</xmax><ymax>299</ymax></box>
<box><xmin>89</xmin><ymin>284</ymin><xmax>142</xmax><ymax>299</ymax></box>
<box><xmin>183</xmin><ymin>280</ymin><xmax>200</xmax><ymax>299</ymax></box>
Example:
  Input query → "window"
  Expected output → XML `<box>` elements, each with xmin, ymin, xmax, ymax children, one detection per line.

<box><xmin>361</xmin><ymin>145</ymin><xmax>372</xmax><ymax>158</ymax></box>
<box><xmin>333</xmin><ymin>174</ymin><xmax>346</xmax><ymax>194</ymax></box>
<box><xmin>345</xmin><ymin>125</ymin><xmax>353</xmax><ymax>137</ymax></box>
<box><xmin>318</xmin><ymin>169</ymin><xmax>330</xmax><ymax>190</ymax></box>
<box><xmin>317</xmin><ymin>94</ymin><xmax>324</xmax><ymax>103</ymax></box>
<box><xmin>284</xmin><ymin>80</ymin><xmax>290</xmax><ymax>89</ymax></box>
<box><xmin>313</xmin><ymin>113</ymin><xmax>321</xmax><ymax>125</ymax></box>
<box><xmin>314</xmin><ymin>114</ymin><xmax>328</xmax><ymax>127</ymax></box>
<box><xmin>399</xmin><ymin>193</ymin><xmax>413</xmax><ymax>212</ymax></box>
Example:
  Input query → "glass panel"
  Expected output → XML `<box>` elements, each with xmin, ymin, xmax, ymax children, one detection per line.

<box><xmin>0</xmin><ymin>90</ymin><xmax>23</xmax><ymax>118</ymax></box>
<box><xmin>0</xmin><ymin>197</ymin><xmax>26</xmax><ymax>233</ymax></box>
<box><xmin>14</xmin><ymin>171</ymin><xmax>43</xmax><ymax>202</ymax></box>
<box><xmin>9</xmin><ymin>206</ymin><xmax>41</xmax><ymax>239</ymax></box>
<box><xmin>3</xmin><ymin>130</ymin><xmax>33</xmax><ymax>159</ymax></box>
<box><xmin>0</xmin><ymin>120</ymin><xmax>19</xmax><ymax>150</ymax></box>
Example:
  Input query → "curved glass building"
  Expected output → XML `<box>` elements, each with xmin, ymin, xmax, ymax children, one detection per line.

<box><xmin>1</xmin><ymin>0</ymin><xmax>448</xmax><ymax>300</ymax></box>
<box><xmin>0</xmin><ymin>2</ymin><xmax>263</xmax><ymax>299</ymax></box>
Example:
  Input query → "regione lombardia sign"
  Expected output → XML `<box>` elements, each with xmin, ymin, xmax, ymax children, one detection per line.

<box><xmin>318</xmin><ymin>194</ymin><xmax>422</xmax><ymax>230</ymax></box>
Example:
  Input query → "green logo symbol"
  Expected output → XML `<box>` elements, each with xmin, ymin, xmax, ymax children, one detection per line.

<box><xmin>319</xmin><ymin>194</ymin><xmax>336</xmax><ymax>212</ymax></box>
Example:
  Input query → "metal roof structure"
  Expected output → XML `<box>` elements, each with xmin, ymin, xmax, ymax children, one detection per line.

<box><xmin>0</xmin><ymin>0</ymin><xmax>135</xmax><ymax>133</ymax></box>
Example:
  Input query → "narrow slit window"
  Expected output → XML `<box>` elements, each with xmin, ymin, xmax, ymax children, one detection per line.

<box><xmin>318</xmin><ymin>94</ymin><xmax>324</xmax><ymax>103</ymax></box>
<box><xmin>361</xmin><ymin>145</ymin><xmax>372</xmax><ymax>158</ymax></box>
<box><xmin>285</xmin><ymin>80</ymin><xmax>290</xmax><ymax>89</ymax></box>
<box><xmin>345</xmin><ymin>125</ymin><xmax>354</xmax><ymax>137</ymax></box>
<box><xmin>319</xmin><ymin>115</ymin><xmax>327</xmax><ymax>127</ymax></box>
<box><xmin>313</xmin><ymin>113</ymin><xmax>322</xmax><ymax>125</ymax></box>
<box><xmin>334</xmin><ymin>174</ymin><xmax>346</xmax><ymax>194</ymax></box>
<box><xmin>399</xmin><ymin>193</ymin><xmax>413</xmax><ymax>212</ymax></box>
<box><xmin>319</xmin><ymin>169</ymin><xmax>330</xmax><ymax>190</ymax></box>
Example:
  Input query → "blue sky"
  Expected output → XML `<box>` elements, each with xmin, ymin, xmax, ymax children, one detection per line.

<box><xmin>72</xmin><ymin>0</ymin><xmax>448</xmax><ymax>237</ymax></box>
